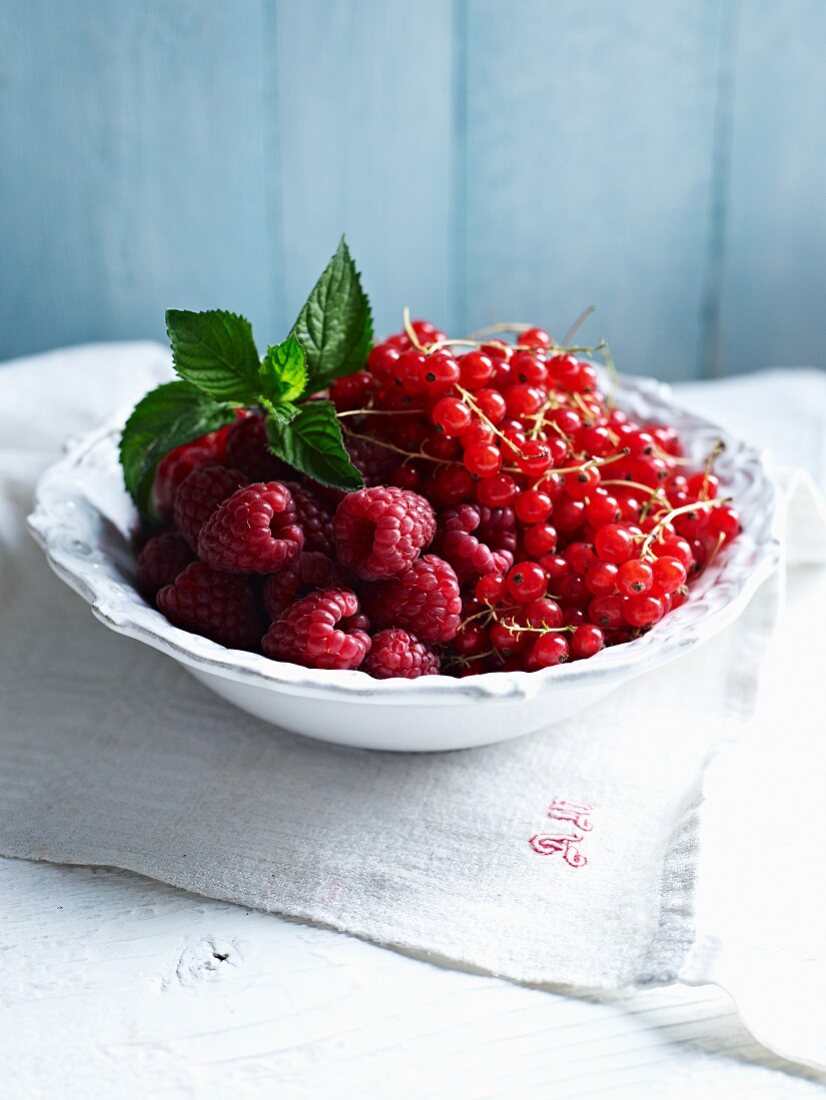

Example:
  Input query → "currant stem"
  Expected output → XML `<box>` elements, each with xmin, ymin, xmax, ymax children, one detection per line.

<box><xmin>455</xmin><ymin>383</ymin><xmax>529</xmax><ymax>456</ymax></box>
<box><xmin>529</xmin><ymin>447</ymin><xmax>631</xmax><ymax>486</ymax></box>
<box><xmin>600</xmin><ymin>478</ymin><xmax>668</xmax><ymax>501</ymax></box>
<box><xmin>639</xmin><ymin>497</ymin><xmax>728</xmax><ymax>558</ymax></box>
<box><xmin>561</xmin><ymin>305</ymin><xmax>596</xmax><ymax>347</ymax></box>
<box><xmin>336</xmin><ymin>407</ymin><xmax>427</xmax><ymax>418</ymax></box>
<box><xmin>402</xmin><ymin>306</ymin><xmax>426</xmax><ymax>352</ymax></box>
<box><xmin>499</xmin><ymin>619</ymin><xmax>575</xmax><ymax>636</ymax></box>
<box><xmin>341</xmin><ymin>426</ymin><xmax>456</xmax><ymax>466</ymax></box>
<box><xmin>467</xmin><ymin>321</ymin><xmax>535</xmax><ymax>339</ymax></box>
<box><xmin>700</xmin><ymin>439</ymin><xmax>726</xmax><ymax>499</ymax></box>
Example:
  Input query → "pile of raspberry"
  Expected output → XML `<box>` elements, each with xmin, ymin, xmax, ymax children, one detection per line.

<box><xmin>136</xmin><ymin>319</ymin><xmax>740</xmax><ymax>679</ymax></box>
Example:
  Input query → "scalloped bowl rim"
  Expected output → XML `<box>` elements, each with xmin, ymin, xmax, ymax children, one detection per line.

<box><xmin>27</xmin><ymin>371</ymin><xmax>782</xmax><ymax>708</ymax></box>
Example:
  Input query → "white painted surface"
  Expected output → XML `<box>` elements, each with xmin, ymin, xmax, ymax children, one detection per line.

<box><xmin>2</xmin><ymin>856</ymin><xmax>824</xmax><ymax>1099</ymax></box>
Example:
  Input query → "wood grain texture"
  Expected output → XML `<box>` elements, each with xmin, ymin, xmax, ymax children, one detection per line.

<box><xmin>715</xmin><ymin>0</ymin><xmax>826</xmax><ymax>375</ymax></box>
<box><xmin>0</xmin><ymin>0</ymin><xmax>274</xmax><ymax>358</ymax></box>
<box><xmin>2</xmin><ymin>856</ymin><xmax>823</xmax><ymax>1099</ymax></box>
<box><xmin>460</xmin><ymin>0</ymin><xmax>727</xmax><ymax>381</ymax></box>
<box><xmin>273</xmin><ymin>0</ymin><xmax>455</xmax><ymax>341</ymax></box>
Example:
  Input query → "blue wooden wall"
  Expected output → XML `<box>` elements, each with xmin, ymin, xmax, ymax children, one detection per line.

<box><xmin>2</xmin><ymin>0</ymin><xmax>825</xmax><ymax>379</ymax></box>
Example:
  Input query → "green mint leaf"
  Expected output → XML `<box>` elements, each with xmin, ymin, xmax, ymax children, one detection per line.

<box><xmin>119</xmin><ymin>380</ymin><xmax>237</xmax><ymax>523</ymax></box>
<box><xmin>260</xmin><ymin>398</ymin><xmax>299</xmax><ymax>426</ymax></box>
<box><xmin>259</xmin><ymin>335</ymin><xmax>308</xmax><ymax>405</ymax></box>
<box><xmin>265</xmin><ymin>400</ymin><xmax>363</xmax><ymax>491</ymax></box>
<box><xmin>166</xmin><ymin>309</ymin><xmax>260</xmax><ymax>403</ymax></box>
<box><xmin>290</xmin><ymin>237</ymin><xmax>373</xmax><ymax>392</ymax></box>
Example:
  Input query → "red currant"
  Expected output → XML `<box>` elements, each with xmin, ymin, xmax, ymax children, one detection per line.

<box><xmin>530</xmin><ymin>633</ymin><xmax>569</xmax><ymax>668</ymax></box>
<box><xmin>506</xmin><ymin>561</ymin><xmax>547</xmax><ymax>603</ymax></box>
<box><xmin>395</xmin><ymin>349</ymin><xmax>427</xmax><ymax>393</ymax></box>
<box><xmin>476</xmin><ymin>473</ymin><xmax>518</xmax><ymax>507</ymax></box>
<box><xmin>565</xmin><ymin>541</ymin><xmax>598</xmax><ymax>575</ymax></box>
<box><xmin>585</xmin><ymin>491</ymin><xmax>622</xmax><ymax>527</ymax></box>
<box><xmin>458</xmin><ymin>351</ymin><xmax>495</xmax><ymax>390</ymax></box>
<box><xmin>588</xmin><ymin>595</ymin><xmax>625</xmax><ymax>629</ymax></box>
<box><xmin>368</xmin><ymin>343</ymin><xmax>400</xmax><ymax>383</ymax></box>
<box><xmin>511</xmin><ymin>352</ymin><xmax>548</xmax><ymax>387</ymax></box>
<box><xmin>475</xmin><ymin>571</ymin><xmax>507</xmax><ymax>604</ymax></box>
<box><xmin>518</xmin><ymin>597</ymin><xmax>563</xmax><ymax>628</ymax></box>
<box><xmin>554</xmin><ymin>569</ymin><xmax>588</xmax><ymax>605</ymax></box>
<box><xmin>576</xmin><ymin>425</ymin><xmax>614</xmax><ymax>457</ymax></box>
<box><xmin>709</xmin><ymin>504</ymin><xmax>740</xmax><ymax>539</ymax></box>
<box><xmin>594</xmin><ymin>523</ymin><xmax>636</xmax><ymax>563</ymax></box>
<box><xmin>571</xmin><ymin>624</ymin><xmax>605</xmax><ymax>659</ymax></box>
<box><xmin>431</xmin><ymin>396</ymin><xmax>472</xmax><ymax>437</ymax></box>
<box><xmin>422</xmin><ymin>350</ymin><xmax>460</xmax><ymax>393</ymax></box>
<box><xmin>490</xmin><ymin>619</ymin><xmax>527</xmax><ymax>656</ymax></box>
<box><xmin>564</xmin><ymin>464</ymin><xmax>601</xmax><ymax>500</ymax></box>
<box><xmin>522</xmin><ymin>523</ymin><xmax>558</xmax><ymax>558</ymax></box>
<box><xmin>585</xmin><ymin>561</ymin><xmax>619</xmax><ymax>596</ymax></box>
<box><xmin>519</xmin><ymin>327</ymin><xmax>551</xmax><ymax>350</ymax></box>
<box><xmin>623</xmin><ymin>594</ymin><xmax>665</xmax><ymax>627</ymax></box>
<box><xmin>553</xmin><ymin>497</ymin><xmax>586</xmax><ymax>533</ymax></box>
<box><xmin>547</xmin><ymin>354</ymin><xmax>580</xmax><ymax>387</ymax></box>
<box><xmin>329</xmin><ymin>370</ymin><xmax>373</xmax><ymax>411</ymax></box>
<box><xmin>504</xmin><ymin>384</ymin><xmax>545</xmax><ymax>419</ymax></box>
<box><xmin>616</xmin><ymin>558</ymin><xmax>654</xmax><ymax>596</ymax></box>
<box><xmin>687</xmin><ymin>472</ymin><xmax>720</xmax><ymax>500</ymax></box>
<box><xmin>549</xmin><ymin>407</ymin><xmax>582</xmax><ymax>436</ymax></box>
<box><xmin>514</xmin><ymin>488</ymin><xmax>553</xmax><ymax>524</ymax></box>
<box><xmin>463</xmin><ymin>441</ymin><xmax>502</xmax><ymax>478</ymax></box>
<box><xmin>428</xmin><ymin>466</ymin><xmax>474</xmax><ymax>506</ymax></box>
<box><xmin>453</xmin><ymin>622</ymin><xmax>490</xmax><ymax>657</ymax></box>
<box><xmin>515</xmin><ymin>439</ymin><xmax>552</xmax><ymax>476</ymax></box>
<box><xmin>651</xmin><ymin>555</ymin><xmax>687</xmax><ymax>594</ymax></box>
<box><xmin>474</xmin><ymin>387</ymin><xmax>507</xmax><ymax>425</ymax></box>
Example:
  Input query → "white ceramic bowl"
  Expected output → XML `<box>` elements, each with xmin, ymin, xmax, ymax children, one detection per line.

<box><xmin>28</xmin><ymin>371</ymin><xmax>780</xmax><ymax>752</ymax></box>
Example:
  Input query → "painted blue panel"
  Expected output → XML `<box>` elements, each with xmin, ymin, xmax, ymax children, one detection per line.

<box><xmin>716</xmin><ymin>0</ymin><xmax>826</xmax><ymax>375</ymax></box>
<box><xmin>2</xmin><ymin>1</ymin><xmax>825</xmax><ymax>379</ymax></box>
<box><xmin>273</xmin><ymin>0</ymin><xmax>455</xmax><ymax>342</ymax></box>
<box><xmin>461</xmin><ymin>0</ymin><xmax>727</xmax><ymax>381</ymax></box>
<box><xmin>0</xmin><ymin>0</ymin><xmax>274</xmax><ymax>360</ymax></box>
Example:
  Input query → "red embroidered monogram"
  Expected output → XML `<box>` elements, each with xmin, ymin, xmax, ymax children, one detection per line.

<box><xmin>547</xmin><ymin>798</ymin><xmax>593</xmax><ymax>832</ymax></box>
<box><xmin>529</xmin><ymin>798</ymin><xmax>593</xmax><ymax>867</ymax></box>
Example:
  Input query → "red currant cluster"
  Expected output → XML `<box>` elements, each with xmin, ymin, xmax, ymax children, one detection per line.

<box><xmin>327</xmin><ymin>318</ymin><xmax>740</xmax><ymax>672</ymax></box>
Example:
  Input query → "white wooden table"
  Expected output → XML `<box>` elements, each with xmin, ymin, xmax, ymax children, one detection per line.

<box><xmin>4</xmin><ymin>855</ymin><xmax>823</xmax><ymax>1098</ymax></box>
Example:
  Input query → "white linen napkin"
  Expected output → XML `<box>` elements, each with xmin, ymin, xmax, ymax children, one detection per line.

<box><xmin>1</xmin><ymin>347</ymin><xmax>825</xmax><ymax>1060</ymax></box>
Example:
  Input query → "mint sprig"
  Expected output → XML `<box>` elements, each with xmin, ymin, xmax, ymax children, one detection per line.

<box><xmin>291</xmin><ymin>236</ymin><xmax>373</xmax><ymax>391</ymax></box>
<box><xmin>266</xmin><ymin>400</ymin><xmax>362</xmax><ymax>491</ymax></box>
<box><xmin>166</xmin><ymin>309</ymin><xmax>261</xmax><ymax>404</ymax></box>
<box><xmin>259</xmin><ymin>335</ymin><xmax>307</xmax><ymax>405</ymax></box>
<box><xmin>119</xmin><ymin>382</ymin><xmax>238</xmax><ymax>521</ymax></box>
<box><xmin>120</xmin><ymin>238</ymin><xmax>370</xmax><ymax>523</ymax></box>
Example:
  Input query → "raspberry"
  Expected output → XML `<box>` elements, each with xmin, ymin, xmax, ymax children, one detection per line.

<box><xmin>173</xmin><ymin>464</ymin><xmax>247</xmax><ymax>548</ymax></box>
<box><xmin>360</xmin><ymin>554</ymin><xmax>461</xmax><ymax>643</ymax></box>
<box><xmin>477</xmin><ymin>505</ymin><xmax>518</xmax><ymax>556</ymax></box>
<box><xmin>435</xmin><ymin>504</ymin><xmax>512</xmax><ymax>582</ymax></box>
<box><xmin>285</xmin><ymin>482</ymin><xmax>334</xmax><ymax>555</ymax></box>
<box><xmin>262</xmin><ymin>588</ymin><xmax>371</xmax><ymax>670</ymax></box>
<box><xmin>224</xmin><ymin>414</ymin><xmax>288</xmax><ymax>482</ymax></box>
<box><xmin>263</xmin><ymin>552</ymin><xmax>345</xmax><ymax>619</ymax></box>
<box><xmin>345</xmin><ymin>434</ymin><xmax>398</xmax><ymax>486</ymax></box>
<box><xmin>198</xmin><ymin>482</ymin><xmax>304</xmax><ymax>573</ymax></box>
<box><xmin>152</xmin><ymin>439</ymin><xmax>218</xmax><ymax>520</ymax></box>
<box><xmin>157</xmin><ymin>562</ymin><xmax>264</xmax><ymax>650</ymax></box>
<box><xmin>136</xmin><ymin>532</ymin><xmax>194</xmax><ymax>598</ymax></box>
<box><xmin>362</xmin><ymin>629</ymin><xmax>440</xmax><ymax>679</ymax></box>
<box><xmin>333</xmin><ymin>486</ymin><xmax>436</xmax><ymax>581</ymax></box>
